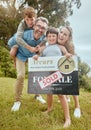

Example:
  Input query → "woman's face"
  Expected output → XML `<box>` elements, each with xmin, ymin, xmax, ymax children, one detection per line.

<box><xmin>58</xmin><ymin>27</ymin><xmax>70</xmax><ymax>45</ymax></box>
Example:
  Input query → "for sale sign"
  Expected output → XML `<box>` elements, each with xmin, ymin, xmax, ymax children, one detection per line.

<box><xmin>28</xmin><ymin>56</ymin><xmax>79</xmax><ymax>95</ymax></box>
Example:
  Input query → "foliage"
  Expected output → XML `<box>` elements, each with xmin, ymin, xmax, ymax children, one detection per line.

<box><xmin>78</xmin><ymin>58</ymin><xmax>90</xmax><ymax>76</ymax></box>
<box><xmin>0</xmin><ymin>0</ymin><xmax>23</xmax><ymax>49</ymax></box>
<box><xmin>80</xmin><ymin>76</ymin><xmax>91</xmax><ymax>92</ymax></box>
<box><xmin>0</xmin><ymin>0</ymin><xmax>81</xmax><ymax>50</ymax></box>
<box><xmin>78</xmin><ymin>57</ymin><xmax>91</xmax><ymax>91</ymax></box>
<box><xmin>0</xmin><ymin>46</ymin><xmax>16</xmax><ymax>77</ymax></box>
<box><xmin>21</xmin><ymin>0</ymin><xmax>81</xmax><ymax>27</ymax></box>
<box><xmin>78</xmin><ymin>57</ymin><xmax>91</xmax><ymax>90</ymax></box>
<box><xmin>0</xmin><ymin>16</ymin><xmax>19</xmax><ymax>49</ymax></box>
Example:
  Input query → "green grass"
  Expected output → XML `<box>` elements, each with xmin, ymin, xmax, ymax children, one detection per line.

<box><xmin>0</xmin><ymin>77</ymin><xmax>91</xmax><ymax>130</ymax></box>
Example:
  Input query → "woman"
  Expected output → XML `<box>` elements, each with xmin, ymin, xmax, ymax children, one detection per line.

<box><xmin>58</xmin><ymin>26</ymin><xmax>81</xmax><ymax>118</ymax></box>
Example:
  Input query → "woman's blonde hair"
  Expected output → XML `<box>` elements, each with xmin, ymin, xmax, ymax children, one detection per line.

<box><xmin>60</xmin><ymin>26</ymin><xmax>75</xmax><ymax>55</ymax></box>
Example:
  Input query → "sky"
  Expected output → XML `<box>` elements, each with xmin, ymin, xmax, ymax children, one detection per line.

<box><xmin>67</xmin><ymin>0</ymin><xmax>91</xmax><ymax>70</ymax></box>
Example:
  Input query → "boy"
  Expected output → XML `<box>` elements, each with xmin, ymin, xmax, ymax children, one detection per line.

<box><xmin>9</xmin><ymin>6</ymin><xmax>37</xmax><ymax>67</ymax></box>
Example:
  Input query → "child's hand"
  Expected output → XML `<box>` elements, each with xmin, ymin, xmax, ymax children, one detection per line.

<box><xmin>25</xmin><ymin>45</ymin><xmax>40</xmax><ymax>53</ymax></box>
<box><xmin>30</xmin><ymin>46</ymin><xmax>38</xmax><ymax>53</ymax></box>
<box><xmin>33</xmin><ymin>55</ymin><xmax>39</xmax><ymax>60</ymax></box>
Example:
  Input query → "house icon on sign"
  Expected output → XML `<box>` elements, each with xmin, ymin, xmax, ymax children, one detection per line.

<box><xmin>57</xmin><ymin>57</ymin><xmax>75</xmax><ymax>74</ymax></box>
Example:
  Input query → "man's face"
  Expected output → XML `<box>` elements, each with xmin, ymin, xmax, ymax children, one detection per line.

<box><xmin>34</xmin><ymin>20</ymin><xmax>48</xmax><ymax>40</ymax></box>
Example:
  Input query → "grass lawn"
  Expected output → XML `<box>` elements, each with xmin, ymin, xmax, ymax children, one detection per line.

<box><xmin>0</xmin><ymin>77</ymin><xmax>91</xmax><ymax>130</ymax></box>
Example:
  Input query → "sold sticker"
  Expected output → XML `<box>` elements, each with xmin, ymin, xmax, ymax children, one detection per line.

<box><xmin>38</xmin><ymin>71</ymin><xmax>63</xmax><ymax>89</ymax></box>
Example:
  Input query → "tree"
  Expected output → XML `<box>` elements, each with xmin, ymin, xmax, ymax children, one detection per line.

<box><xmin>78</xmin><ymin>57</ymin><xmax>91</xmax><ymax>87</ymax></box>
<box><xmin>0</xmin><ymin>0</ymin><xmax>81</xmax><ymax>50</ymax></box>
<box><xmin>0</xmin><ymin>46</ymin><xmax>16</xmax><ymax>77</ymax></box>
<box><xmin>0</xmin><ymin>0</ymin><xmax>81</xmax><ymax>49</ymax></box>
<box><xmin>78</xmin><ymin>57</ymin><xmax>90</xmax><ymax>76</ymax></box>
<box><xmin>18</xmin><ymin>0</ymin><xmax>81</xmax><ymax>27</ymax></box>
<box><xmin>0</xmin><ymin>0</ymin><xmax>22</xmax><ymax>49</ymax></box>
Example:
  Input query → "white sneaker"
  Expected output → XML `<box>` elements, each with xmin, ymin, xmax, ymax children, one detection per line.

<box><xmin>74</xmin><ymin>108</ymin><xmax>81</xmax><ymax>118</ymax></box>
<box><xmin>58</xmin><ymin>100</ymin><xmax>60</xmax><ymax>103</ymax></box>
<box><xmin>36</xmin><ymin>95</ymin><xmax>46</xmax><ymax>104</ymax></box>
<box><xmin>11</xmin><ymin>101</ymin><xmax>21</xmax><ymax>112</ymax></box>
<box><xmin>67</xmin><ymin>98</ymin><xmax>70</xmax><ymax>102</ymax></box>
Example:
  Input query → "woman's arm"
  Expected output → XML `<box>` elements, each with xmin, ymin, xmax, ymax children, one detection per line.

<box><xmin>59</xmin><ymin>45</ymin><xmax>72</xmax><ymax>57</ymax></box>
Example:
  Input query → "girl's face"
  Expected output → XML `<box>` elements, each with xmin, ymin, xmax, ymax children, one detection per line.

<box><xmin>47</xmin><ymin>33</ymin><xmax>58</xmax><ymax>45</ymax></box>
<box><xmin>58</xmin><ymin>27</ymin><xmax>70</xmax><ymax>45</ymax></box>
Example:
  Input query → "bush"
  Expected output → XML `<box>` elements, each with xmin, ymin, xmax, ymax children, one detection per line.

<box><xmin>0</xmin><ymin>46</ymin><xmax>16</xmax><ymax>78</ymax></box>
<box><xmin>80</xmin><ymin>75</ymin><xmax>91</xmax><ymax>92</ymax></box>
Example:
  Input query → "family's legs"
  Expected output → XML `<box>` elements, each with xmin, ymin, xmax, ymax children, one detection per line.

<box><xmin>66</xmin><ymin>95</ymin><xmax>70</xmax><ymax>102</ymax></box>
<box><xmin>58</xmin><ymin>95</ymin><xmax>70</xmax><ymax>103</ymax></box>
<box><xmin>58</xmin><ymin>95</ymin><xmax>81</xmax><ymax>118</ymax></box>
<box><xmin>10</xmin><ymin>46</ymin><xmax>18</xmax><ymax>68</ymax></box>
<box><xmin>11</xmin><ymin>58</ymin><xmax>46</xmax><ymax>111</ymax></box>
<box><xmin>58</xmin><ymin>95</ymin><xmax>71</xmax><ymax>128</ymax></box>
<box><xmin>11</xmin><ymin>58</ymin><xmax>25</xmax><ymax>111</ymax></box>
<box><xmin>73</xmin><ymin>96</ymin><xmax>81</xmax><ymax>118</ymax></box>
<box><xmin>34</xmin><ymin>94</ymin><xmax>46</xmax><ymax>104</ymax></box>
<box><xmin>43</xmin><ymin>94</ymin><xmax>53</xmax><ymax>113</ymax></box>
<box><xmin>44</xmin><ymin>94</ymin><xmax>71</xmax><ymax>128</ymax></box>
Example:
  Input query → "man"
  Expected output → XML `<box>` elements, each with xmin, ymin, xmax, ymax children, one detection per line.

<box><xmin>8</xmin><ymin>17</ymin><xmax>48</xmax><ymax>111</ymax></box>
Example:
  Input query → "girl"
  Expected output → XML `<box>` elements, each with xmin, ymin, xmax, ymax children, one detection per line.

<box><xmin>38</xmin><ymin>27</ymin><xmax>71</xmax><ymax>128</ymax></box>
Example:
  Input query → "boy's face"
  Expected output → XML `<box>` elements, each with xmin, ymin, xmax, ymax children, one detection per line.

<box><xmin>24</xmin><ymin>16</ymin><xmax>35</xmax><ymax>28</ymax></box>
<box><xmin>47</xmin><ymin>33</ymin><xmax>58</xmax><ymax>45</ymax></box>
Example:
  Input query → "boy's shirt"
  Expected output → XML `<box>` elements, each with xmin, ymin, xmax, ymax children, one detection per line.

<box><xmin>8</xmin><ymin>30</ymin><xmax>45</xmax><ymax>62</ymax></box>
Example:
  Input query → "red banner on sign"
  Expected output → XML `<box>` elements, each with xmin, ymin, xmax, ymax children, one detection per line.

<box><xmin>38</xmin><ymin>71</ymin><xmax>63</xmax><ymax>89</ymax></box>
